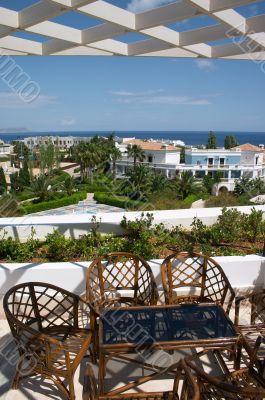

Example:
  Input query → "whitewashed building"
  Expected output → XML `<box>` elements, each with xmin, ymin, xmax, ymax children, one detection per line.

<box><xmin>116</xmin><ymin>141</ymin><xmax>265</xmax><ymax>193</ymax></box>
<box><xmin>0</xmin><ymin>140</ymin><xmax>12</xmax><ymax>155</ymax></box>
<box><xmin>23</xmin><ymin>136</ymin><xmax>92</xmax><ymax>150</ymax></box>
<box><xmin>117</xmin><ymin>139</ymin><xmax>181</xmax><ymax>179</ymax></box>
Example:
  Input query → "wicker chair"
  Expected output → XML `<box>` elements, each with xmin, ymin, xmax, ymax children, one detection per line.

<box><xmin>161</xmin><ymin>252</ymin><xmax>235</xmax><ymax>315</ymax></box>
<box><xmin>83</xmin><ymin>362</ymin><xmax>200</xmax><ymax>400</ymax></box>
<box><xmin>234</xmin><ymin>289</ymin><xmax>265</xmax><ymax>374</ymax></box>
<box><xmin>4</xmin><ymin>282</ymin><xmax>93</xmax><ymax>400</ymax></box>
<box><xmin>86</xmin><ymin>252</ymin><xmax>158</xmax><ymax>311</ymax></box>
<box><xmin>178</xmin><ymin>338</ymin><xmax>265</xmax><ymax>399</ymax></box>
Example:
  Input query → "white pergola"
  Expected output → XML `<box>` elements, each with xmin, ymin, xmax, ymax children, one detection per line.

<box><xmin>0</xmin><ymin>0</ymin><xmax>265</xmax><ymax>59</ymax></box>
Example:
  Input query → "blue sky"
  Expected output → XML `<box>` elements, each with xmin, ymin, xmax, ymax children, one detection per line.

<box><xmin>0</xmin><ymin>0</ymin><xmax>265</xmax><ymax>132</ymax></box>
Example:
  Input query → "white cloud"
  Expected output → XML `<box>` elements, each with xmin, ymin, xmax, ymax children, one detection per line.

<box><xmin>110</xmin><ymin>89</ymin><xmax>163</xmax><ymax>96</ymax></box>
<box><xmin>61</xmin><ymin>117</ymin><xmax>76</xmax><ymax>126</ymax></box>
<box><xmin>127</xmin><ymin>0</ymin><xmax>174</xmax><ymax>13</ymax></box>
<box><xmin>111</xmin><ymin>90</ymin><xmax>210</xmax><ymax>105</ymax></box>
<box><xmin>195</xmin><ymin>59</ymin><xmax>216</xmax><ymax>71</ymax></box>
<box><xmin>0</xmin><ymin>92</ymin><xmax>58</xmax><ymax>108</ymax></box>
<box><xmin>143</xmin><ymin>96</ymin><xmax>210</xmax><ymax>105</ymax></box>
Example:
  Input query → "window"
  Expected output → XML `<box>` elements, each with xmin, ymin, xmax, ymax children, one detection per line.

<box><xmin>256</xmin><ymin>156</ymin><xmax>259</xmax><ymax>165</ymax></box>
<box><xmin>196</xmin><ymin>160</ymin><xmax>201</xmax><ymax>165</ymax></box>
<box><xmin>148</xmin><ymin>155</ymin><xmax>153</xmax><ymax>163</ymax></box>
<box><xmin>208</xmin><ymin>157</ymin><xmax>213</xmax><ymax>167</ymax></box>
<box><xmin>220</xmin><ymin>158</ymin><xmax>225</xmax><ymax>166</ymax></box>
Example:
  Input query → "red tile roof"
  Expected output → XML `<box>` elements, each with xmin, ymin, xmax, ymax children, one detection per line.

<box><xmin>124</xmin><ymin>139</ymin><xmax>177</xmax><ymax>151</ymax></box>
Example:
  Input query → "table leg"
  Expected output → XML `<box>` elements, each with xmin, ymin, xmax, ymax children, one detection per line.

<box><xmin>98</xmin><ymin>352</ymin><xmax>106</xmax><ymax>394</ymax></box>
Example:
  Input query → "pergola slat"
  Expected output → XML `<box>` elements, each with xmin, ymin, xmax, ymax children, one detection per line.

<box><xmin>0</xmin><ymin>0</ymin><xmax>263</xmax><ymax>59</ymax></box>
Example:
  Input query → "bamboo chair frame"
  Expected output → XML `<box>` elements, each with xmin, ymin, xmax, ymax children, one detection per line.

<box><xmin>4</xmin><ymin>282</ymin><xmax>93</xmax><ymax>400</ymax></box>
<box><xmin>179</xmin><ymin>338</ymin><xmax>265</xmax><ymax>399</ymax></box>
<box><xmin>234</xmin><ymin>289</ymin><xmax>265</xmax><ymax>374</ymax></box>
<box><xmin>86</xmin><ymin>252</ymin><xmax>159</xmax><ymax>311</ymax></box>
<box><xmin>161</xmin><ymin>252</ymin><xmax>235</xmax><ymax>315</ymax></box>
<box><xmin>83</xmin><ymin>361</ymin><xmax>200</xmax><ymax>400</ymax></box>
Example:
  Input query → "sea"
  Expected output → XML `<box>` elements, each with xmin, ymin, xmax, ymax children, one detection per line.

<box><xmin>1</xmin><ymin>131</ymin><xmax>265</xmax><ymax>147</ymax></box>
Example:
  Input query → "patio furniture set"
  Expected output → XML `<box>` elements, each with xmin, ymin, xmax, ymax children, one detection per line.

<box><xmin>3</xmin><ymin>252</ymin><xmax>265</xmax><ymax>399</ymax></box>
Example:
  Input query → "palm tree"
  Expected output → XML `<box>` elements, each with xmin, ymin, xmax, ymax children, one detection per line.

<box><xmin>127</xmin><ymin>144</ymin><xmax>145</xmax><ymax>167</ymax></box>
<box><xmin>72</xmin><ymin>142</ymin><xmax>103</xmax><ymax>182</ymax></box>
<box><xmin>123</xmin><ymin>164</ymin><xmax>152</xmax><ymax>199</ymax></box>
<box><xmin>31</xmin><ymin>175</ymin><xmax>51</xmax><ymax>201</ymax></box>
<box><xmin>64</xmin><ymin>175</ymin><xmax>76</xmax><ymax>196</ymax></box>
<box><xmin>109</xmin><ymin>146</ymin><xmax>122</xmax><ymax>180</ymax></box>
<box><xmin>150</xmin><ymin>173</ymin><xmax>169</xmax><ymax>193</ymax></box>
<box><xmin>72</xmin><ymin>143</ymin><xmax>86</xmax><ymax>181</ymax></box>
<box><xmin>82</xmin><ymin>142</ymin><xmax>102</xmax><ymax>182</ymax></box>
<box><xmin>175</xmin><ymin>170</ymin><xmax>199</xmax><ymax>200</ymax></box>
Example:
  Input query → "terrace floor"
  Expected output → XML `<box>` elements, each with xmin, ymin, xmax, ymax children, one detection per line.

<box><xmin>0</xmin><ymin>303</ymin><xmax>253</xmax><ymax>400</ymax></box>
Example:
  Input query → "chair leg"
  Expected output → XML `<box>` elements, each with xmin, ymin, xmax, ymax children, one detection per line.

<box><xmin>12</xmin><ymin>356</ymin><xmax>25</xmax><ymax>390</ymax></box>
<box><xmin>68</xmin><ymin>375</ymin><xmax>75</xmax><ymax>400</ymax></box>
<box><xmin>11</xmin><ymin>370</ymin><xmax>21</xmax><ymax>390</ymax></box>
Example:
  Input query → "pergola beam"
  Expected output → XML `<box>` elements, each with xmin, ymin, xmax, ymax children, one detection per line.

<box><xmin>0</xmin><ymin>0</ymin><xmax>263</xmax><ymax>59</ymax></box>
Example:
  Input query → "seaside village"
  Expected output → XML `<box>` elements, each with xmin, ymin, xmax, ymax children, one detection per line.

<box><xmin>1</xmin><ymin>134</ymin><xmax>265</xmax><ymax>201</ymax></box>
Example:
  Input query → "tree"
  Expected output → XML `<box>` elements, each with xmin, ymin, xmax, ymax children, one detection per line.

<box><xmin>39</xmin><ymin>139</ymin><xmax>61</xmax><ymax>175</ymax></box>
<box><xmin>206</xmin><ymin>131</ymin><xmax>217</xmax><ymax>149</ymax></box>
<box><xmin>10</xmin><ymin>172</ymin><xmax>20</xmax><ymax>192</ymax></box>
<box><xmin>123</xmin><ymin>165</ymin><xmax>152</xmax><ymax>199</ymax></box>
<box><xmin>203</xmin><ymin>174</ymin><xmax>215</xmax><ymax>194</ymax></box>
<box><xmin>72</xmin><ymin>142</ymin><xmax>103</xmax><ymax>182</ymax></box>
<box><xmin>0</xmin><ymin>167</ymin><xmax>7</xmax><ymax>194</ymax></box>
<box><xmin>19</xmin><ymin>160</ymin><xmax>31</xmax><ymax>188</ymax></box>
<box><xmin>179</xmin><ymin>146</ymin><xmax>185</xmax><ymax>163</ymax></box>
<box><xmin>150</xmin><ymin>174</ymin><xmax>169</xmax><ymax>193</ymax></box>
<box><xmin>11</xmin><ymin>141</ymin><xmax>29</xmax><ymax>162</ymax></box>
<box><xmin>175</xmin><ymin>170</ymin><xmax>199</xmax><ymax>199</ymax></box>
<box><xmin>64</xmin><ymin>176</ymin><xmax>76</xmax><ymax>196</ymax></box>
<box><xmin>127</xmin><ymin>144</ymin><xmax>146</xmax><ymax>167</ymax></box>
<box><xmin>224</xmin><ymin>135</ymin><xmax>239</xmax><ymax>149</ymax></box>
<box><xmin>31</xmin><ymin>175</ymin><xmax>51</xmax><ymax>201</ymax></box>
<box><xmin>234</xmin><ymin>176</ymin><xmax>265</xmax><ymax>197</ymax></box>
<box><xmin>109</xmin><ymin>146</ymin><xmax>122</xmax><ymax>180</ymax></box>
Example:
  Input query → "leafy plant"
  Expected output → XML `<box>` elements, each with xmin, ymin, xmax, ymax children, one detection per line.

<box><xmin>242</xmin><ymin>208</ymin><xmax>265</xmax><ymax>243</ymax></box>
<box><xmin>22</xmin><ymin>191</ymin><xmax>86</xmax><ymax>214</ymax></box>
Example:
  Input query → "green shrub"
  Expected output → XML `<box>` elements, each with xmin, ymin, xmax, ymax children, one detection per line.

<box><xmin>0</xmin><ymin>207</ymin><xmax>264</xmax><ymax>262</ymax></box>
<box><xmin>214</xmin><ymin>207</ymin><xmax>243</xmax><ymax>243</ymax></box>
<box><xmin>15</xmin><ymin>190</ymin><xmax>35</xmax><ymax>202</ymax></box>
<box><xmin>21</xmin><ymin>191</ymin><xmax>86</xmax><ymax>214</ymax></box>
<box><xmin>50</xmin><ymin>170</ymin><xmax>69</xmax><ymax>184</ymax></box>
<box><xmin>242</xmin><ymin>208</ymin><xmax>265</xmax><ymax>243</ymax></box>
<box><xmin>94</xmin><ymin>192</ymin><xmax>142</xmax><ymax>210</ymax></box>
<box><xmin>0</xmin><ymin>230</ymin><xmax>41</xmax><ymax>262</ymax></box>
<box><xmin>45</xmin><ymin>230</ymin><xmax>75</xmax><ymax>261</ymax></box>
<box><xmin>183</xmin><ymin>194</ymin><xmax>201</xmax><ymax>207</ymax></box>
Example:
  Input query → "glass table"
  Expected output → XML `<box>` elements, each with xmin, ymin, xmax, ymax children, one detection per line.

<box><xmin>98</xmin><ymin>303</ymin><xmax>238</xmax><ymax>394</ymax></box>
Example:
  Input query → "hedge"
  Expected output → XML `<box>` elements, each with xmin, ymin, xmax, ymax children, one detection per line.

<box><xmin>21</xmin><ymin>191</ymin><xmax>87</xmax><ymax>214</ymax></box>
<box><xmin>15</xmin><ymin>190</ymin><xmax>35</xmax><ymax>202</ymax></box>
<box><xmin>94</xmin><ymin>192</ymin><xmax>142</xmax><ymax>210</ymax></box>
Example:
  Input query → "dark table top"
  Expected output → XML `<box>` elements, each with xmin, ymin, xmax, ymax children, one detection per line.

<box><xmin>101</xmin><ymin>304</ymin><xmax>237</xmax><ymax>346</ymax></box>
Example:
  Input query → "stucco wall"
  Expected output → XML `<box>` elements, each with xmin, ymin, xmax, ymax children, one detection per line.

<box><xmin>0</xmin><ymin>255</ymin><xmax>263</xmax><ymax>298</ymax></box>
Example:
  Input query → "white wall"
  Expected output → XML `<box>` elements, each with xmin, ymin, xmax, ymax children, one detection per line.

<box><xmin>240</xmin><ymin>151</ymin><xmax>263</xmax><ymax>166</ymax></box>
<box><xmin>0</xmin><ymin>205</ymin><xmax>264</xmax><ymax>241</ymax></box>
<box><xmin>164</xmin><ymin>151</ymin><xmax>180</xmax><ymax>164</ymax></box>
<box><xmin>0</xmin><ymin>255</ymin><xmax>263</xmax><ymax>298</ymax></box>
